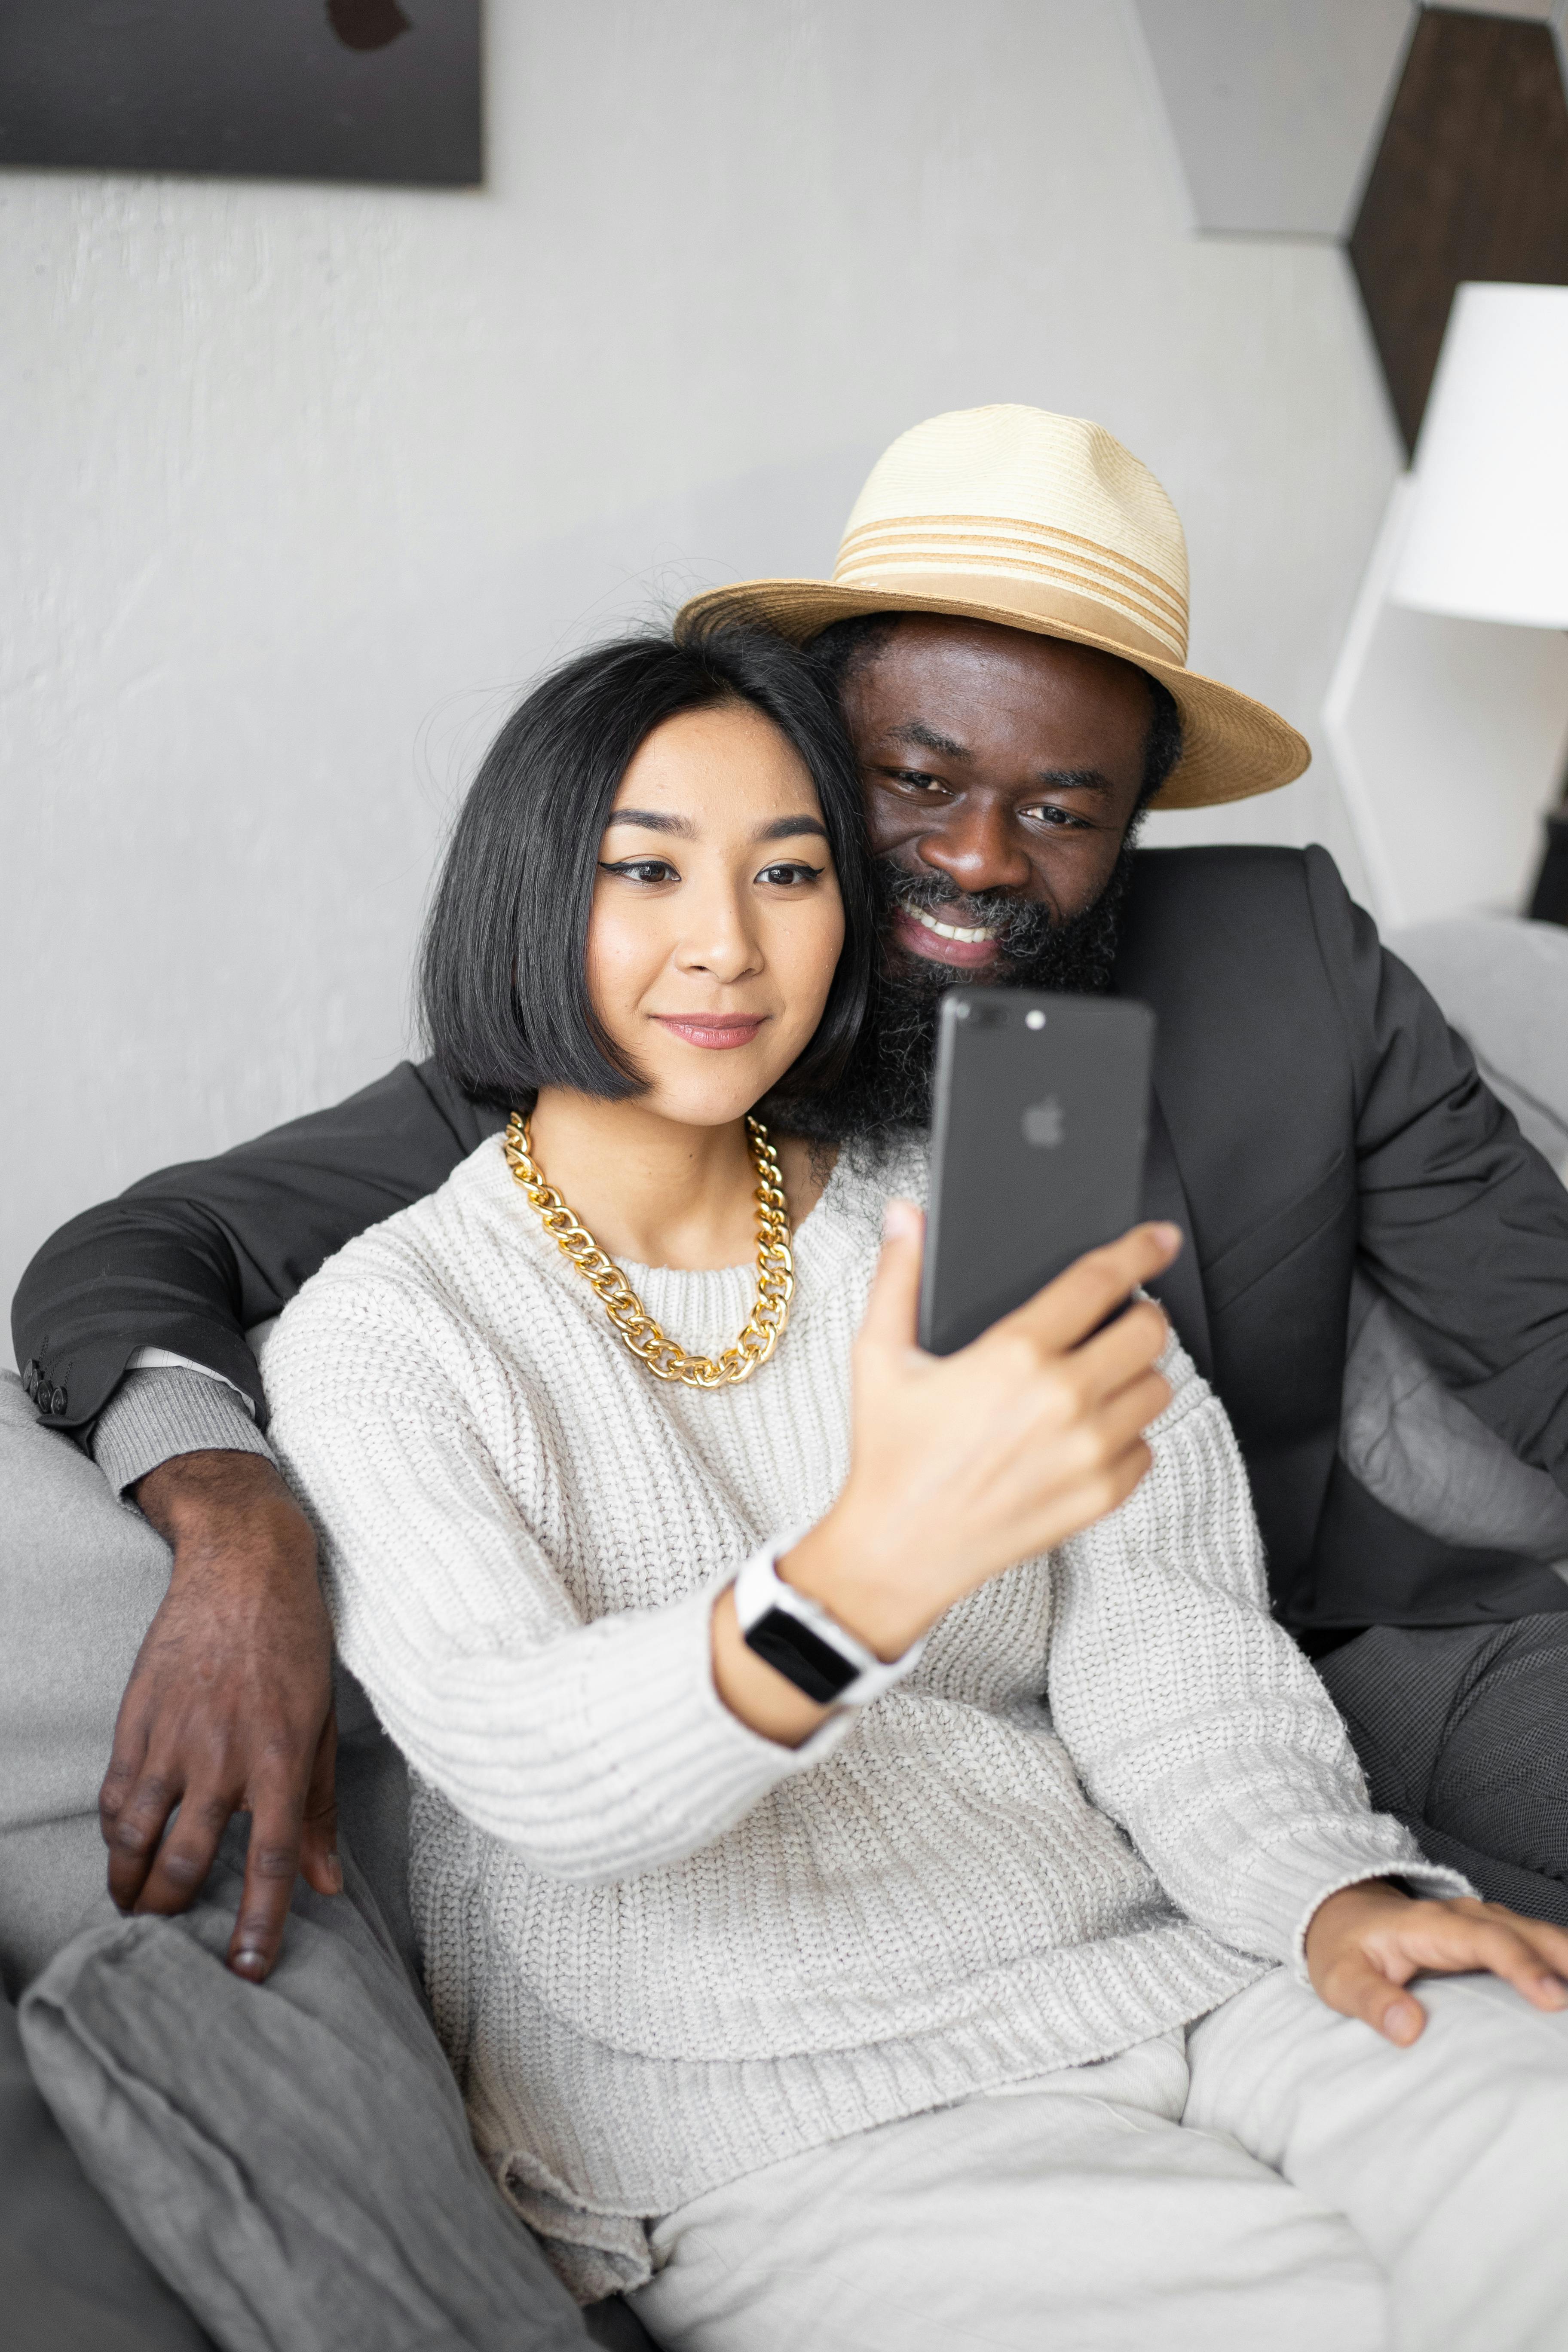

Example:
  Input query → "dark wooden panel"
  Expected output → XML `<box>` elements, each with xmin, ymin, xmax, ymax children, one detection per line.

<box><xmin>1350</xmin><ymin>11</ymin><xmax>1568</xmax><ymax>453</ymax></box>
<box><xmin>0</xmin><ymin>0</ymin><xmax>481</xmax><ymax>188</ymax></box>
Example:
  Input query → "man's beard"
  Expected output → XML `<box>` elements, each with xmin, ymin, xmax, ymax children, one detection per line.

<box><xmin>772</xmin><ymin>838</ymin><xmax>1139</xmax><ymax>1147</ymax></box>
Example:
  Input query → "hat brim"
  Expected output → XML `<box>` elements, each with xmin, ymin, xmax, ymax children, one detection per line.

<box><xmin>675</xmin><ymin>579</ymin><xmax>1310</xmax><ymax>812</ymax></box>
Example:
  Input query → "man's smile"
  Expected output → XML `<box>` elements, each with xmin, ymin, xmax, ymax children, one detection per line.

<box><xmin>890</xmin><ymin>899</ymin><xmax>1005</xmax><ymax>970</ymax></box>
<box><xmin>902</xmin><ymin>905</ymin><xmax>998</xmax><ymax>945</ymax></box>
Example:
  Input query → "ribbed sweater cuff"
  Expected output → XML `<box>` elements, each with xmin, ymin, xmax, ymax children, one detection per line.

<box><xmin>1234</xmin><ymin>1817</ymin><xmax>1473</xmax><ymax>1981</ymax></box>
<box><xmin>91</xmin><ymin>1369</ymin><xmax>275</xmax><ymax>1498</ymax></box>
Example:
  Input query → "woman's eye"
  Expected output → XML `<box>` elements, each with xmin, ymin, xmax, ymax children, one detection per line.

<box><xmin>600</xmin><ymin>858</ymin><xmax>679</xmax><ymax>885</ymax></box>
<box><xmin>756</xmin><ymin>861</ymin><xmax>824</xmax><ymax>888</ymax></box>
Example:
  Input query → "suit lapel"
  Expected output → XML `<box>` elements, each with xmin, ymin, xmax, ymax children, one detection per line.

<box><xmin>1141</xmin><ymin>1087</ymin><xmax>1213</xmax><ymax>1382</ymax></box>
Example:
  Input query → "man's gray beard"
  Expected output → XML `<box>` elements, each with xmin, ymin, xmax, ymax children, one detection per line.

<box><xmin>766</xmin><ymin>840</ymin><xmax>1139</xmax><ymax>1148</ymax></box>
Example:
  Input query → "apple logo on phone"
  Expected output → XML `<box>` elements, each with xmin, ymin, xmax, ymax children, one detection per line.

<box><xmin>1023</xmin><ymin>1095</ymin><xmax>1066</xmax><ymax>1149</ymax></box>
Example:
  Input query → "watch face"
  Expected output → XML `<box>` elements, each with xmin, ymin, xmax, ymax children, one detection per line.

<box><xmin>744</xmin><ymin>1606</ymin><xmax>859</xmax><ymax>1704</ymax></box>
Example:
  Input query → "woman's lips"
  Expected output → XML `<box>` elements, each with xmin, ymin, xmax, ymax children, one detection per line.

<box><xmin>891</xmin><ymin>903</ymin><xmax>1001</xmax><ymax>970</ymax></box>
<box><xmin>652</xmin><ymin>1014</ymin><xmax>768</xmax><ymax>1050</ymax></box>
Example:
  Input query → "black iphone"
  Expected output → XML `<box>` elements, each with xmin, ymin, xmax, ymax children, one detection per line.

<box><xmin>918</xmin><ymin>988</ymin><xmax>1157</xmax><ymax>1357</ymax></box>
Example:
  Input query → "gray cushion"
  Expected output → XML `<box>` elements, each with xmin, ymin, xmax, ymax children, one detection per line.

<box><xmin>1341</xmin><ymin>1277</ymin><xmax>1568</xmax><ymax>1568</ymax></box>
<box><xmin>1392</xmin><ymin>915</ymin><xmax>1568</xmax><ymax>1181</ymax></box>
<box><xmin>1</xmin><ymin>1991</ymin><xmax>215</xmax><ymax>2352</ymax></box>
<box><xmin>1339</xmin><ymin>916</ymin><xmax>1568</xmax><ymax>1566</ymax></box>
<box><xmin>20</xmin><ymin>1837</ymin><xmax>590</xmax><ymax>2352</ymax></box>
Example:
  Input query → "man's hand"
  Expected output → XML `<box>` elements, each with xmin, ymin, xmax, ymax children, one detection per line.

<box><xmin>1305</xmin><ymin>1879</ymin><xmax>1568</xmax><ymax>2046</ymax></box>
<box><xmin>99</xmin><ymin>1451</ymin><xmax>339</xmax><ymax>1981</ymax></box>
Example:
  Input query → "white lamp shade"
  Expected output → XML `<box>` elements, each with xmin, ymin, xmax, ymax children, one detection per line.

<box><xmin>1391</xmin><ymin>282</ymin><xmax>1568</xmax><ymax>630</ymax></box>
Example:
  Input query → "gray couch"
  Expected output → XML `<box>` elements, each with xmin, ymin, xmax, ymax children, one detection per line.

<box><xmin>3</xmin><ymin>914</ymin><xmax>1565</xmax><ymax>2351</ymax></box>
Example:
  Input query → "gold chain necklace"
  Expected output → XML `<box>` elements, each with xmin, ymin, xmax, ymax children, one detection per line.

<box><xmin>502</xmin><ymin>1111</ymin><xmax>795</xmax><ymax>1388</ymax></box>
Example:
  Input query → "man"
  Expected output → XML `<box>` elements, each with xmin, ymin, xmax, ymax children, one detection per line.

<box><xmin>15</xmin><ymin>404</ymin><xmax>1568</xmax><ymax>1986</ymax></box>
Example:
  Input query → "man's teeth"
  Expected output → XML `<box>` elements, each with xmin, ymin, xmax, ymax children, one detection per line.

<box><xmin>905</xmin><ymin>905</ymin><xmax>998</xmax><ymax>944</ymax></box>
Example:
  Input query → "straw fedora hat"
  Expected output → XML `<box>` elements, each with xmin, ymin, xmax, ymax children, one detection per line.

<box><xmin>676</xmin><ymin>405</ymin><xmax>1309</xmax><ymax>810</ymax></box>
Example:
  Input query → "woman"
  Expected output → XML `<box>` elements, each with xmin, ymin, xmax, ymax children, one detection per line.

<box><xmin>265</xmin><ymin>628</ymin><xmax>1568</xmax><ymax>2352</ymax></box>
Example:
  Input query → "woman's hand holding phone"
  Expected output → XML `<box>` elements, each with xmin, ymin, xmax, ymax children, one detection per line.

<box><xmin>712</xmin><ymin>1204</ymin><xmax>1182</xmax><ymax>1745</ymax></box>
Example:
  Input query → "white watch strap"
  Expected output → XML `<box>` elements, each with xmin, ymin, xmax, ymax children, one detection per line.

<box><xmin>733</xmin><ymin>1541</ymin><xmax>925</xmax><ymax>1707</ymax></box>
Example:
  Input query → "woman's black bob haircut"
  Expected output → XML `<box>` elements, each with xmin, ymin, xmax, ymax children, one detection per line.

<box><xmin>420</xmin><ymin>627</ymin><xmax>876</xmax><ymax>1114</ymax></box>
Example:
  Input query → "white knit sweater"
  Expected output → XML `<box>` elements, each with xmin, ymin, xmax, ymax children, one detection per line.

<box><xmin>264</xmin><ymin>1132</ymin><xmax>1460</xmax><ymax>2298</ymax></box>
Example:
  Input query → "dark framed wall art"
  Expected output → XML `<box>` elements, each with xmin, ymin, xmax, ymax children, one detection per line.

<box><xmin>0</xmin><ymin>0</ymin><xmax>482</xmax><ymax>187</ymax></box>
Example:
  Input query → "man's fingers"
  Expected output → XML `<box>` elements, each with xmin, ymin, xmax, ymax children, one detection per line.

<box><xmin>133</xmin><ymin>1785</ymin><xmax>236</xmax><ymax>1917</ymax></box>
<box><xmin>1323</xmin><ymin>1949</ymin><xmax>1427</xmax><ymax>2046</ymax></box>
<box><xmin>98</xmin><ymin>1746</ymin><xmax>145</xmax><ymax>1843</ymax></box>
<box><xmin>98</xmin><ymin>1674</ymin><xmax>160</xmax><ymax>1843</ymax></box>
<box><xmin>298</xmin><ymin>1712</ymin><xmax>343</xmax><ymax>1899</ymax></box>
<box><xmin>227</xmin><ymin>1786</ymin><xmax>306</xmax><ymax>1982</ymax></box>
<box><xmin>104</xmin><ymin>1762</ymin><xmax>187</xmax><ymax>1913</ymax></box>
<box><xmin>998</xmin><ymin>1223</ymin><xmax>1182</xmax><ymax>1357</ymax></box>
<box><xmin>859</xmin><ymin>1200</ymin><xmax>926</xmax><ymax>1351</ymax></box>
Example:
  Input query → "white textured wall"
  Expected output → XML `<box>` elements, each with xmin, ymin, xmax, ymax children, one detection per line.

<box><xmin>0</xmin><ymin>0</ymin><xmax>1403</xmax><ymax>1356</ymax></box>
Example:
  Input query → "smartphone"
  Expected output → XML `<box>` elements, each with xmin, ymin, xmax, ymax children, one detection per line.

<box><xmin>918</xmin><ymin>988</ymin><xmax>1156</xmax><ymax>1357</ymax></box>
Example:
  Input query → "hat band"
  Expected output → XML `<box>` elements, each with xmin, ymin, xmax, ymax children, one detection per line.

<box><xmin>825</xmin><ymin>560</ymin><xmax>1182</xmax><ymax>666</ymax></box>
<box><xmin>833</xmin><ymin>513</ymin><xmax>1188</xmax><ymax>662</ymax></box>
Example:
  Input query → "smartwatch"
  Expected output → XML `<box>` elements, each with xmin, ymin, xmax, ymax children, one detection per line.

<box><xmin>733</xmin><ymin>1543</ymin><xmax>925</xmax><ymax>1708</ymax></box>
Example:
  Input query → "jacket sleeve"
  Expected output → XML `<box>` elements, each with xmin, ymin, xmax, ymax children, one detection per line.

<box><xmin>9</xmin><ymin>1060</ymin><xmax>497</xmax><ymax>1441</ymax></box>
<box><xmin>1305</xmin><ymin>847</ymin><xmax>1568</xmax><ymax>1501</ymax></box>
